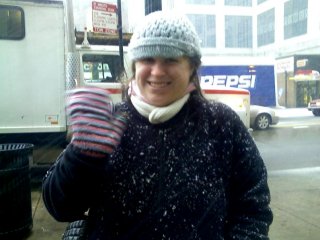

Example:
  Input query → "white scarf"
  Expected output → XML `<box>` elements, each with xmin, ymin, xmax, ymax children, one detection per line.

<box><xmin>129</xmin><ymin>80</ymin><xmax>194</xmax><ymax>124</ymax></box>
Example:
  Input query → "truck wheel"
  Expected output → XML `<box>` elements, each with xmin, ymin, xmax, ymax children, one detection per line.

<box><xmin>254</xmin><ymin>113</ymin><xmax>271</xmax><ymax>130</ymax></box>
<box><xmin>312</xmin><ymin>109</ymin><xmax>320</xmax><ymax>116</ymax></box>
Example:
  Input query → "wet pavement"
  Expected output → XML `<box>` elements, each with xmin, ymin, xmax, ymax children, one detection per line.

<box><xmin>27</xmin><ymin>188</ymin><xmax>67</xmax><ymax>240</ymax></box>
<box><xmin>268</xmin><ymin>167</ymin><xmax>320</xmax><ymax>240</ymax></box>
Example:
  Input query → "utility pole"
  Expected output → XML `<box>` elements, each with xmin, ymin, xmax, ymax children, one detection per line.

<box><xmin>145</xmin><ymin>0</ymin><xmax>162</xmax><ymax>15</ymax></box>
<box><xmin>285</xmin><ymin>70</ymin><xmax>288</xmax><ymax>107</ymax></box>
<box><xmin>117</xmin><ymin>0</ymin><xmax>124</xmax><ymax>72</ymax></box>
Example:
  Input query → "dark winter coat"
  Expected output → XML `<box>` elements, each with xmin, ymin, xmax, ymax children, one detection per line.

<box><xmin>42</xmin><ymin>93</ymin><xmax>273</xmax><ymax>239</ymax></box>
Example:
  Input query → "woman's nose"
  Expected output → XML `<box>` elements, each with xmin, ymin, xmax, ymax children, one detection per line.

<box><xmin>151</xmin><ymin>60</ymin><xmax>166</xmax><ymax>76</ymax></box>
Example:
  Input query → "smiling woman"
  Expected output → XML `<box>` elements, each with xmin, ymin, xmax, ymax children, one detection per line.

<box><xmin>42</xmin><ymin>8</ymin><xmax>272</xmax><ymax>240</ymax></box>
<box><xmin>1</xmin><ymin>1</ymin><xmax>320</xmax><ymax>240</ymax></box>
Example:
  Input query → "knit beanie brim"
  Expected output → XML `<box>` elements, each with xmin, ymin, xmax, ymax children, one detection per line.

<box><xmin>128</xmin><ymin>11</ymin><xmax>202</xmax><ymax>61</ymax></box>
<box><xmin>128</xmin><ymin>38</ymin><xmax>199</xmax><ymax>60</ymax></box>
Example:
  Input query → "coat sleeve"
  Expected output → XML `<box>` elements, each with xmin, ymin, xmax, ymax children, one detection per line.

<box><xmin>42</xmin><ymin>144</ymin><xmax>108</xmax><ymax>222</ymax></box>
<box><xmin>225</xmin><ymin>119</ymin><xmax>273</xmax><ymax>239</ymax></box>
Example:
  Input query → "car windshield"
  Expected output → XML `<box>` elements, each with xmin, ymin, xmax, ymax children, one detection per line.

<box><xmin>0</xmin><ymin>0</ymin><xmax>319</xmax><ymax>239</ymax></box>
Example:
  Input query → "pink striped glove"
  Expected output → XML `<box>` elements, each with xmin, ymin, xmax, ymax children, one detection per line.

<box><xmin>66</xmin><ymin>87</ymin><xmax>127</xmax><ymax>158</ymax></box>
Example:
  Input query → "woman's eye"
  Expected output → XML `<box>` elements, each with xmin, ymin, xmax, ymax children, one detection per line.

<box><xmin>165</xmin><ymin>58</ymin><xmax>179</xmax><ymax>63</ymax></box>
<box><xmin>140</xmin><ymin>58</ymin><xmax>154</xmax><ymax>64</ymax></box>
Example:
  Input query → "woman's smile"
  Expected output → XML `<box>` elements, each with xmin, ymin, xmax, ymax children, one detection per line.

<box><xmin>147</xmin><ymin>80</ymin><xmax>171</xmax><ymax>88</ymax></box>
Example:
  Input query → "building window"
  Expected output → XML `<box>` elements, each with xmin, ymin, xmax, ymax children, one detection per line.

<box><xmin>185</xmin><ymin>0</ymin><xmax>215</xmax><ymax>4</ymax></box>
<box><xmin>0</xmin><ymin>5</ymin><xmax>25</xmax><ymax>40</ymax></box>
<box><xmin>284</xmin><ymin>0</ymin><xmax>308</xmax><ymax>39</ymax></box>
<box><xmin>257</xmin><ymin>0</ymin><xmax>267</xmax><ymax>4</ymax></box>
<box><xmin>257</xmin><ymin>8</ymin><xmax>275</xmax><ymax>46</ymax></box>
<box><xmin>187</xmin><ymin>14</ymin><xmax>216</xmax><ymax>48</ymax></box>
<box><xmin>224</xmin><ymin>0</ymin><xmax>252</xmax><ymax>7</ymax></box>
<box><xmin>225</xmin><ymin>15</ymin><xmax>252</xmax><ymax>48</ymax></box>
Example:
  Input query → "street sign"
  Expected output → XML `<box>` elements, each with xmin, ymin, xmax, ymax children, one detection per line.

<box><xmin>92</xmin><ymin>1</ymin><xmax>117</xmax><ymax>34</ymax></box>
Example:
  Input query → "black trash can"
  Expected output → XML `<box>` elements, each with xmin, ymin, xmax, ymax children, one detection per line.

<box><xmin>0</xmin><ymin>143</ymin><xmax>34</xmax><ymax>239</ymax></box>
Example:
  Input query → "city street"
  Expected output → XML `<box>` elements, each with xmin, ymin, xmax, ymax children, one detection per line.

<box><xmin>252</xmin><ymin>108</ymin><xmax>320</xmax><ymax>240</ymax></box>
<box><xmin>253</xmin><ymin>107</ymin><xmax>320</xmax><ymax>171</ymax></box>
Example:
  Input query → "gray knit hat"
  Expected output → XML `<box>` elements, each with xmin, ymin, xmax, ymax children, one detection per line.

<box><xmin>128</xmin><ymin>10</ymin><xmax>202</xmax><ymax>61</ymax></box>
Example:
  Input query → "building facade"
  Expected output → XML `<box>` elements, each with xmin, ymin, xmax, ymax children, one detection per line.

<box><xmin>159</xmin><ymin>0</ymin><xmax>320</xmax><ymax>107</ymax></box>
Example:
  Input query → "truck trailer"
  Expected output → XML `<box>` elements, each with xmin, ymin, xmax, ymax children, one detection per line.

<box><xmin>200</xmin><ymin>56</ymin><xmax>278</xmax><ymax>107</ymax></box>
<box><xmin>0</xmin><ymin>0</ymin><xmax>131</xmax><ymax>145</ymax></box>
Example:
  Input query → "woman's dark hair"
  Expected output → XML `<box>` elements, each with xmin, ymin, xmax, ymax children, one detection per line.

<box><xmin>189</xmin><ymin>56</ymin><xmax>205</xmax><ymax>98</ymax></box>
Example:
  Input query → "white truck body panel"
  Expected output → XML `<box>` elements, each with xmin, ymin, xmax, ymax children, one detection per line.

<box><xmin>0</xmin><ymin>1</ymin><xmax>131</xmax><ymax>135</ymax></box>
<box><xmin>0</xmin><ymin>0</ymin><xmax>66</xmax><ymax>133</ymax></box>
<box><xmin>202</xmin><ymin>86</ymin><xmax>250</xmax><ymax>128</ymax></box>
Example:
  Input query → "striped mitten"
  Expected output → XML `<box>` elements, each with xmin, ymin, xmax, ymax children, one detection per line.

<box><xmin>66</xmin><ymin>87</ymin><xmax>127</xmax><ymax>158</ymax></box>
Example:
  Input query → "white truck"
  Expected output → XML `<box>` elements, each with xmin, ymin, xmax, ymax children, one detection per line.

<box><xmin>0</xmin><ymin>0</ymin><xmax>131</xmax><ymax>147</ymax></box>
<box><xmin>1</xmin><ymin>0</ymin><xmax>66</xmax><ymax>135</ymax></box>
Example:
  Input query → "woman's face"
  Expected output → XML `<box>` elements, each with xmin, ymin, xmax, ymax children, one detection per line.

<box><xmin>134</xmin><ymin>56</ymin><xmax>193</xmax><ymax>107</ymax></box>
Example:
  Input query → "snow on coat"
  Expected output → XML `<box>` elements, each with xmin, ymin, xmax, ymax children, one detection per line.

<box><xmin>43</xmin><ymin>93</ymin><xmax>273</xmax><ymax>239</ymax></box>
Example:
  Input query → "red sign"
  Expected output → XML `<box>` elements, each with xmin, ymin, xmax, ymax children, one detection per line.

<box><xmin>92</xmin><ymin>1</ymin><xmax>117</xmax><ymax>34</ymax></box>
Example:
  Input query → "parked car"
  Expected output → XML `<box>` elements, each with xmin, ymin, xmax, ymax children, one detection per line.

<box><xmin>250</xmin><ymin>105</ymin><xmax>279</xmax><ymax>130</ymax></box>
<box><xmin>307</xmin><ymin>99</ymin><xmax>320</xmax><ymax>116</ymax></box>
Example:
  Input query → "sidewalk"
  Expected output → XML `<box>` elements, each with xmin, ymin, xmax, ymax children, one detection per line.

<box><xmin>268</xmin><ymin>167</ymin><xmax>320</xmax><ymax>240</ymax></box>
<box><xmin>28</xmin><ymin>188</ymin><xmax>67</xmax><ymax>240</ymax></box>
